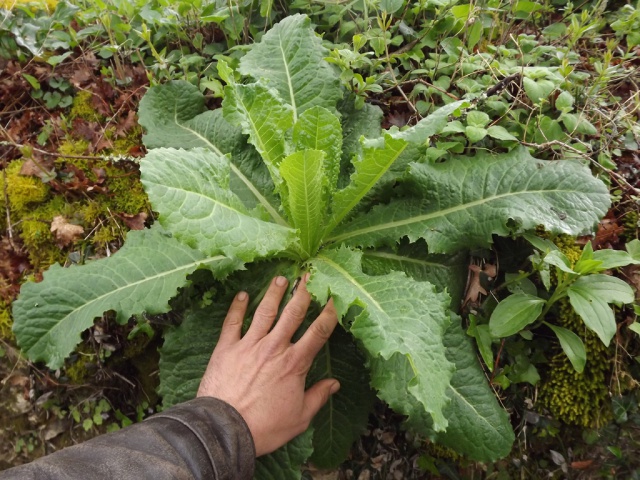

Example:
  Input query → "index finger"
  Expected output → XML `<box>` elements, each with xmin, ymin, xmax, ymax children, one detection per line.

<box><xmin>293</xmin><ymin>299</ymin><xmax>338</xmax><ymax>368</ymax></box>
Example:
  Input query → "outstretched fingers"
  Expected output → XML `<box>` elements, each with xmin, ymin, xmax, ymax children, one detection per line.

<box><xmin>244</xmin><ymin>276</ymin><xmax>289</xmax><ymax>342</ymax></box>
<box><xmin>294</xmin><ymin>299</ymin><xmax>339</xmax><ymax>368</ymax></box>
<box><xmin>218</xmin><ymin>291</ymin><xmax>249</xmax><ymax>346</ymax></box>
<box><xmin>270</xmin><ymin>273</ymin><xmax>312</xmax><ymax>344</ymax></box>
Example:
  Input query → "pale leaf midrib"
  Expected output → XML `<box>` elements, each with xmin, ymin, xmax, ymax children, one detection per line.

<box><xmin>327</xmin><ymin>188</ymin><xmax>585</xmax><ymax>244</ymax></box>
<box><xmin>362</xmin><ymin>251</ymin><xmax>449</xmax><ymax>269</ymax></box>
<box><xmin>172</xmin><ymin>105</ymin><xmax>288</xmax><ymax>226</ymax></box>
<box><xmin>31</xmin><ymin>255</ymin><xmax>227</xmax><ymax>352</ymax></box>
<box><xmin>278</xmin><ymin>34</ymin><xmax>297</xmax><ymax>120</ymax></box>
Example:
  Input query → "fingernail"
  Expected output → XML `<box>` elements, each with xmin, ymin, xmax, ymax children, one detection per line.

<box><xmin>330</xmin><ymin>381</ymin><xmax>340</xmax><ymax>395</ymax></box>
<box><xmin>275</xmin><ymin>276</ymin><xmax>288</xmax><ymax>287</ymax></box>
<box><xmin>237</xmin><ymin>291</ymin><xmax>247</xmax><ymax>301</ymax></box>
<box><xmin>303</xmin><ymin>272</ymin><xmax>310</xmax><ymax>283</ymax></box>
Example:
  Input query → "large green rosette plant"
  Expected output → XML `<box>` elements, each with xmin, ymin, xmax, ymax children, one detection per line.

<box><xmin>13</xmin><ymin>14</ymin><xmax>610</xmax><ymax>476</ymax></box>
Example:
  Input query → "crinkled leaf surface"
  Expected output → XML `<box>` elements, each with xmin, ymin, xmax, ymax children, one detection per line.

<box><xmin>223</xmin><ymin>82</ymin><xmax>294</xmax><ymax>189</ymax></box>
<box><xmin>280</xmin><ymin>150</ymin><xmax>326</xmax><ymax>258</ymax></box>
<box><xmin>371</xmin><ymin>318</ymin><xmax>514</xmax><ymax>462</ymax></box>
<box><xmin>254</xmin><ymin>428</ymin><xmax>314</xmax><ymax>480</ymax></box>
<box><xmin>329</xmin><ymin>148</ymin><xmax>610</xmax><ymax>253</ymax></box>
<box><xmin>361</xmin><ymin>243</ymin><xmax>467</xmax><ymax>308</ymax></box>
<box><xmin>307</xmin><ymin>325</ymin><xmax>375</xmax><ymax>468</ymax></box>
<box><xmin>13</xmin><ymin>227</ymin><xmax>240</xmax><ymax>369</ymax></box>
<box><xmin>141</xmin><ymin>148</ymin><xmax>297</xmax><ymax>261</ymax></box>
<box><xmin>159</xmin><ymin>305</ymin><xmax>224</xmax><ymax>408</ymax></box>
<box><xmin>292</xmin><ymin>106</ymin><xmax>342</xmax><ymax>193</ymax></box>
<box><xmin>307</xmin><ymin>246</ymin><xmax>454</xmax><ymax>431</ymax></box>
<box><xmin>326</xmin><ymin>135</ymin><xmax>407</xmax><ymax>234</ymax></box>
<box><xmin>238</xmin><ymin>14</ymin><xmax>341</xmax><ymax>119</ymax></box>
<box><xmin>138</xmin><ymin>81</ymin><xmax>285</xmax><ymax>225</ymax></box>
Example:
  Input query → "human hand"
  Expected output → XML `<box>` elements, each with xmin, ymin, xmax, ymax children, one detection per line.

<box><xmin>196</xmin><ymin>274</ymin><xmax>340</xmax><ymax>456</ymax></box>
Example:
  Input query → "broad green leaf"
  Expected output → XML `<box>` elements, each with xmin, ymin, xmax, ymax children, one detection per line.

<box><xmin>467</xmin><ymin>316</ymin><xmax>494</xmax><ymax>371</ymax></box>
<box><xmin>546</xmin><ymin>323</ymin><xmax>586</xmax><ymax>373</ymax></box>
<box><xmin>567</xmin><ymin>288</ymin><xmax>616</xmax><ymax>346</ymax></box>
<box><xmin>592</xmin><ymin>248</ymin><xmax>640</xmax><ymax>269</ymax></box>
<box><xmin>328</xmin><ymin>148</ymin><xmax>610</xmax><ymax>253</ymax></box>
<box><xmin>280</xmin><ymin>150</ymin><xmax>326</xmax><ymax>258</ymax></box>
<box><xmin>629</xmin><ymin>322</ymin><xmax>640</xmax><ymax>335</ymax></box>
<box><xmin>338</xmin><ymin>99</ymin><xmax>383</xmax><ymax>187</ymax></box>
<box><xmin>523</xmin><ymin>233</ymin><xmax>559</xmax><ymax>253</ymax></box>
<box><xmin>293</xmin><ymin>106</ymin><xmax>342</xmax><ymax>193</ymax></box>
<box><xmin>13</xmin><ymin>227</ymin><xmax>240</xmax><ymax>369</ymax></box>
<box><xmin>466</xmin><ymin>111</ymin><xmax>490</xmax><ymax>128</ymax></box>
<box><xmin>138</xmin><ymin>81</ymin><xmax>286</xmax><ymax>225</ymax></box>
<box><xmin>159</xmin><ymin>305</ymin><xmax>224</xmax><ymax>408</ymax></box>
<box><xmin>556</xmin><ymin>91</ymin><xmax>574</xmax><ymax>110</ymax></box>
<box><xmin>522</xmin><ymin>77</ymin><xmax>555</xmax><ymax>104</ymax></box>
<box><xmin>361</xmin><ymin>243</ymin><xmax>467</xmax><ymax>308</ymax></box>
<box><xmin>569</xmin><ymin>275</ymin><xmax>634</xmax><ymax>305</ymax></box>
<box><xmin>465</xmin><ymin>125</ymin><xmax>487</xmax><ymax>143</ymax></box>
<box><xmin>223</xmin><ymin>82</ymin><xmax>294</xmax><ymax>188</ymax></box>
<box><xmin>372</xmin><ymin>318</ymin><xmax>514</xmax><ymax>462</ymax></box>
<box><xmin>544</xmin><ymin>250</ymin><xmax>575</xmax><ymax>274</ymax></box>
<box><xmin>254</xmin><ymin>428</ymin><xmax>314</xmax><ymax>480</ymax></box>
<box><xmin>326</xmin><ymin>135</ymin><xmax>407</xmax><ymax>235</ymax></box>
<box><xmin>238</xmin><ymin>14</ymin><xmax>341</xmax><ymax>120</ymax></box>
<box><xmin>308</xmin><ymin>246</ymin><xmax>454</xmax><ymax>431</ymax></box>
<box><xmin>627</xmin><ymin>239</ymin><xmax>640</xmax><ymax>260</ymax></box>
<box><xmin>489</xmin><ymin>293</ymin><xmax>545</xmax><ymax>338</ymax></box>
<box><xmin>307</xmin><ymin>326</ymin><xmax>375</xmax><ymax>468</ymax></box>
<box><xmin>487</xmin><ymin>125</ymin><xmax>518</xmax><ymax>141</ymax></box>
<box><xmin>141</xmin><ymin>148</ymin><xmax>297</xmax><ymax>261</ymax></box>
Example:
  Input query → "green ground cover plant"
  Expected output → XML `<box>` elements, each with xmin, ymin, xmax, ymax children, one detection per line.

<box><xmin>10</xmin><ymin>12</ymin><xmax>622</xmax><ymax>477</ymax></box>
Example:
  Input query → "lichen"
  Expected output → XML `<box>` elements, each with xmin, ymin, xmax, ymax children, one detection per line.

<box><xmin>538</xmin><ymin>236</ymin><xmax>612</xmax><ymax>427</ymax></box>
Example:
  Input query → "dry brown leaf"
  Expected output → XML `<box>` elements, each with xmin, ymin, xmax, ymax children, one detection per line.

<box><xmin>570</xmin><ymin>460</ymin><xmax>594</xmax><ymax>469</ymax></box>
<box><xmin>463</xmin><ymin>264</ymin><xmax>488</xmax><ymax>307</ymax></box>
<box><xmin>120</xmin><ymin>212</ymin><xmax>148</xmax><ymax>230</ymax></box>
<box><xmin>50</xmin><ymin>216</ymin><xmax>84</xmax><ymax>247</ymax></box>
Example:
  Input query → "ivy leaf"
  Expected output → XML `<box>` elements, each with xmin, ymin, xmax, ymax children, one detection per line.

<box><xmin>280</xmin><ymin>150</ymin><xmax>326</xmax><ymax>258</ymax></box>
<box><xmin>487</xmin><ymin>125</ymin><xmax>518</xmax><ymax>141</ymax></box>
<box><xmin>292</xmin><ymin>106</ymin><xmax>342</xmax><ymax>194</ymax></box>
<box><xmin>138</xmin><ymin>81</ymin><xmax>286</xmax><ymax>226</ymax></box>
<box><xmin>141</xmin><ymin>148</ymin><xmax>297</xmax><ymax>261</ymax></box>
<box><xmin>329</xmin><ymin>147</ymin><xmax>609</xmax><ymax>253</ymax></box>
<box><xmin>238</xmin><ymin>14</ymin><xmax>341</xmax><ymax>119</ymax></box>
<box><xmin>522</xmin><ymin>77</ymin><xmax>555</xmax><ymax>104</ymax></box>
<box><xmin>546</xmin><ymin>323</ymin><xmax>586</xmax><ymax>373</ymax></box>
<box><xmin>387</xmin><ymin>100</ymin><xmax>467</xmax><ymax>145</ymax></box>
<box><xmin>13</xmin><ymin>227</ymin><xmax>240</xmax><ymax>369</ymax></box>
<box><xmin>308</xmin><ymin>246</ymin><xmax>454</xmax><ymax>431</ymax></box>
<box><xmin>489</xmin><ymin>293</ymin><xmax>545</xmax><ymax>338</ymax></box>
<box><xmin>465</xmin><ymin>125</ymin><xmax>488</xmax><ymax>143</ymax></box>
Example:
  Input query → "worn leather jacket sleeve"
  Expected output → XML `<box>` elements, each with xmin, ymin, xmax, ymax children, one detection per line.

<box><xmin>0</xmin><ymin>397</ymin><xmax>256</xmax><ymax>480</ymax></box>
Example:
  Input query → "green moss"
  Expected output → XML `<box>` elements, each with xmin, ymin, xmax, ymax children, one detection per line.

<box><xmin>538</xmin><ymin>237</ymin><xmax>612</xmax><ymax>427</ymax></box>
<box><xmin>6</xmin><ymin>160</ymin><xmax>50</xmax><ymax>214</ymax></box>
<box><xmin>69</xmin><ymin>91</ymin><xmax>103</xmax><ymax>122</ymax></box>
<box><xmin>0</xmin><ymin>302</ymin><xmax>14</xmax><ymax>342</ymax></box>
<box><xmin>57</xmin><ymin>137</ymin><xmax>91</xmax><ymax>162</ymax></box>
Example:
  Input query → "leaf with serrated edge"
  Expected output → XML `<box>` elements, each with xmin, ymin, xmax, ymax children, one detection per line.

<box><xmin>328</xmin><ymin>148</ymin><xmax>610</xmax><ymax>253</ymax></box>
<box><xmin>138</xmin><ymin>81</ymin><xmax>286</xmax><ymax>226</ymax></box>
<box><xmin>142</xmin><ymin>148</ymin><xmax>297</xmax><ymax>261</ymax></box>
<box><xmin>293</xmin><ymin>106</ymin><xmax>342</xmax><ymax>194</ymax></box>
<box><xmin>238</xmin><ymin>14</ymin><xmax>341</xmax><ymax>120</ymax></box>
<box><xmin>326</xmin><ymin>135</ymin><xmax>407</xmax><ymax>236</ymax></box>
<box><xmin>223</xmin><ymin>82</ymin><xmax>294</xmax><ymax>190</ymax></box>
<box><xmin>307</xmin><ymin>246</ymin><xmax>453</xmax><ymax>431</ymax></box>
<box><xmin>12</xmin><ymin>227</ymin><xmax>240</xmax><ymax>369</ymax></box>
<box><xmin>308</xmin><ymin>326</ymin><xmax>375</xmax><ymax>468</ymax></box>
<box><xmin>280</xmin><ymin>150</ymin><xmax>326</xmax><ymax>258</ymax></box>
<box><xmin>361</xmin><ymin>243</ymin><xmax>467</xmax><ymax>308</ymax></box>
<box><xmin>371</xmin><ymin>317</ymin><xmax>514</xmax><ymax>462</ymax></box>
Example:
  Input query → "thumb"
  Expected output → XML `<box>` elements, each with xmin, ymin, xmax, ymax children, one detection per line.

<box><xmin>302</xmin><ymin>379</ymin><xmax>340</xmax><ymax>421</ymax></box>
